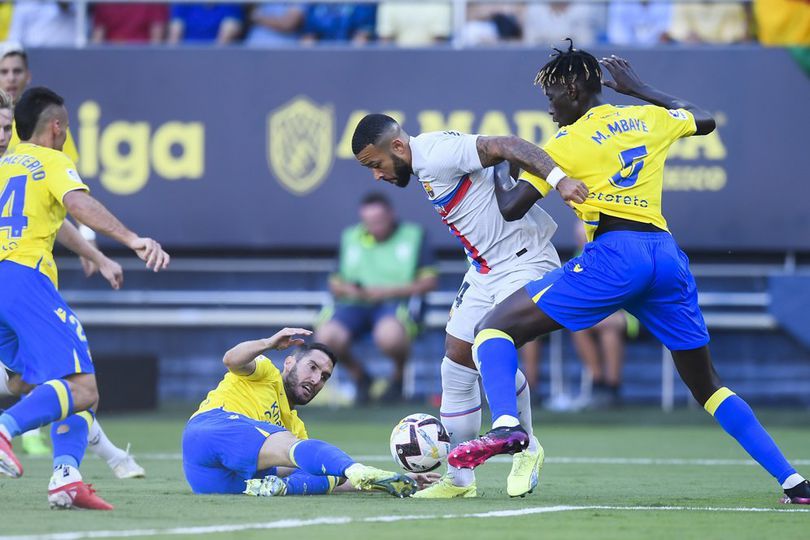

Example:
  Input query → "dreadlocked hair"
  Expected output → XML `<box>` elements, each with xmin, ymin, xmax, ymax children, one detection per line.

<box><xmin>534</xmin><ymin>38</ymin><xmax>602</xmax><ymax>93</ymax></box>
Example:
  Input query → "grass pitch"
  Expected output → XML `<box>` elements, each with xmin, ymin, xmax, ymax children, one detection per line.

<box><xmin>1</xmin><ymin>406</ymin><xmax>808</xmax><ymax>540</ymax></box>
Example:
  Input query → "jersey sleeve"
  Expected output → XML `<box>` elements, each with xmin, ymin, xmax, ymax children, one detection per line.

<box><xmin>45</xmin><ymin>154</ymin><xmax>89</xmax><ymax>206</ymax></box>
<box><xmin>650</xmin><ymin>106</ymin><xmax>697</xmax><ymax>141</ymax></box>
<box><xmin>426</xmin><ymin>132</ymin><xmax>484</xmax><ymax>177</ymax></box>
<box><xmin>517</xmin><ymin>171</ymin><xmax>553</xmax><ymax>197</ymax></box>
<box><xmin>244</xmin><ymin>355</ymin><xmax>275</xmax><ymax>381</ymax></box>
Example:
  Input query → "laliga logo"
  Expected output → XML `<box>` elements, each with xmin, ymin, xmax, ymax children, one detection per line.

<box><xmin>267</xmin><ymin>96</ymin><xmax>335</xmax><ymax>196</ymax></box>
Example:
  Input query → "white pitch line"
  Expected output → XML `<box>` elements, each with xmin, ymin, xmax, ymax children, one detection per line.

<box><xmin>58</xmin><ymin>453</ymin><xmax>810</xmax><ymax>467</ymax></box>
<box><xmin>3</xmin><ymin>505</ymin><xmax>808</xmax><ymax>540</ymax></box>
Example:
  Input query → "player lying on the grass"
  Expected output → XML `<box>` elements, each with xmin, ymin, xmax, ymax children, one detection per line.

<box><xmin>448</xmin><ymin>42</ymin><xmax>810</xmax><ymax>506</ymax></box>
<box><xmin>350</xmin><ymin>112</ymin><xmax>587</xmax><ymax>498</ymax></box>
<box><xmin>183</xmin><ymin>328</ymin><xmax>433</xmax><ymax>498</ymax></box>
<box><xmin>0</xmin><ymin>87</ymin><xmax>170</xmax><ymax>510</ymax></box>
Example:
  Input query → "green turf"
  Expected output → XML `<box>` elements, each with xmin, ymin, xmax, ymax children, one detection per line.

<box><xmin>1</xmin><ymin>406</ymin><xmax>809</xmax><ymax>540</ymax></box>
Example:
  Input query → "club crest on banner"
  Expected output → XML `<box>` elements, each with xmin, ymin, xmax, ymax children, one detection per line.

<box><xmin>267</xmin><ymin>96</ymin><xmax>334</xmax><ymax>195</ymax></box>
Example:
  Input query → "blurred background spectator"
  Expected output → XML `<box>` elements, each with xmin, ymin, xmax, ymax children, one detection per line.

<box><xmin>607</xmin><ymin>0</ymin><xmax>673</xmax><ymax>46</ymax></box>
<box><xmin>669</xmin><ymin>1</ymin><xmax>750</xmax><ymax>44</ymax></box>
<box><xmin>377</xmin><ymin>1</ymin><xmax>452</xmax><ymax>47</ymax></box>
<box><xmin>7</xmin><ymin>1</ymin><xmax>78</xmax><ymax>47</ymax></box>
<box><xmin>91</xmin><ymin>3</ymin><xmax>169</xmax><ymax>45</ymax></box>
<box><xmin>460</xmin><ymin>2</ymin><xmax>523</xmax><ymax>46</ymax></box>
<box><xmin>168</xmin><ymin>2</ymin><xmax>244</xmax><ymax>45</ymax></box>
<box><xmin>245</xmin><ymin>3</ymin><xmax>304</xmax><ymax>47</ymax></box>
<box><xmin>523</xmin><ymin>1</ymin><xmax>606</xmax><ymax>48</ymax></box>
<box><xmin>301</xmin><ymin>3</ymin><xmax>376</xmax><ymax>45</ymax></box>
<box><xmin>315</xmin><ymin>193</ymin><xmax>437</xmax><ymax>404</ymax></box>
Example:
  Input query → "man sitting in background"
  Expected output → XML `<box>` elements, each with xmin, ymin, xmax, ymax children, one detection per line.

<box><xmin>316</xmin><ymin>193</ymin><xmax>437</xmax><ymax>404</ymax></box>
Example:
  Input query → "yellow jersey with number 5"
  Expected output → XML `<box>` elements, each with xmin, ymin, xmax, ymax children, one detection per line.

<box><xmin>0</xmin><ymin>143</ymin><xmax>88</xmax><ymax>287</ymax></box>
<box><xmin>524</xmin><ymin>104</ymin><xmax>696</xmax><ymax>241</ymax></box>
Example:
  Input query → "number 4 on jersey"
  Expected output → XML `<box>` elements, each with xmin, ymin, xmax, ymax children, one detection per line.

<box><xmin>0</xmin><ymin>174</ymin><xmax>28</xmax><ymax>238</ymax></box>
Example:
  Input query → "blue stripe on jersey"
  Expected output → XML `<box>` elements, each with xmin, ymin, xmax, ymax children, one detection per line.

<box><xmin>432</xmin><ymin>176</ymin><xmax>467</xmax><ymax>208</ymax></box>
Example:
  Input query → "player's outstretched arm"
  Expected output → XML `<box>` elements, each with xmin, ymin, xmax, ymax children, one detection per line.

<box><xmin>222</xmin><ymin>328</ymin><xmax>312</xmax><ymax>376</ymax></box>
<box><xmin>56</xmin><ymin>220</ymin><xmax>123</xmax><ymax>290</ymax></box>
<box><xmin>600</xmin><ymin>55</ymin><xmax>716</xmax><ymax>136</ymax></box>
<box><xmin>62</xmin><ymin>190</ymin><xmax>170</xmax><ymax>272</ymax></box>
<box><xmin>477</xmin><ymin>135</ymin><xmax>588</xmax><ymax>205</ymax></box>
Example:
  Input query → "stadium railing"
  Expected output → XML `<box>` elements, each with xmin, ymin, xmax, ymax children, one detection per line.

<box><xmin>58</xmin><ymin>255</ymin><xmax>788</xmax><ymax>410</ymax></box>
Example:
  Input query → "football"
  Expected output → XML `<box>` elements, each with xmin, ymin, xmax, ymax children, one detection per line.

<box><xmin>389</xmin><ymin>413</ymin><xmax>451</xmax><ymax>473</ymax></box>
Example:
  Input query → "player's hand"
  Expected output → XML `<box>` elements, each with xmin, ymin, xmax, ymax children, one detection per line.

<box><xmin>97</xmin><ymin>256</ymin><xmax>124</xmax><ymax>290</ymax></box>
<box><xmin>406</xmin><ymin>472</ymin><xmax>441</xmax><ymax>490</ymax></box>
<box><xmin>600</xmin><ymin>55</ymin><xmax>646</xmax><ymax>97</ymax></box>
<box><xmin>556</xmin><ymin>177</ymin><xmax>588</xmax><ymax>204</ymax></box>
<box><xmin>130</xmin><ymin>237</ymin><xmax>170</xmax><ymax>272</ymax></box>
<box><xmin>362</xmin><ymin>288</ymin><xmax>389</xmax><ymax>303</ymax></box>
<box><xmin>265</xmin><ymin>328</ymin><xmax>312</xmax><ymax>351</ymax></box>
<box><xmin>79</xmin><ymin>255</ymin><xmax>99</xmax><ymax>278</ymax></box>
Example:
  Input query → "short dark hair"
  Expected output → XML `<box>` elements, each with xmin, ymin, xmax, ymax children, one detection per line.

<box><xmin>294</xmin><ymin>342</ymin><xmax>338</xmax><ymax>367</ymax></box>
<box><xmin>2</xmin><ymin>49</ymin><xmax>28</xmax><ymax>69</ymax></box>
<box><xmin>534</xmin><ymin>38</ymin><xmax>602</xmax><ymax>94</ymax></box>
<box><xmin>351</xmin><ymin>114</ymin><xmax>398</xmax><ymax>155</ymax></box>
<box><xmin>360</xmin><ymin>192</ymin><xmax>392</xmax><ymax>209</ymax></box>
<box><xmin>15</xmin><ymin>86</ymin><xmax>64</xmax><ymax>141</ymax></box>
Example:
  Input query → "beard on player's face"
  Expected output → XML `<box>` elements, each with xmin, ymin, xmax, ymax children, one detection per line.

<box><xmin>391</xmin><ymin>153</ymin><xmax>411</xmax><ymax>187</ymax></box>
<box><xmin>283</xmin><ymin>363</ymin><xmax>316</xmax><ymax>406</ymax></box>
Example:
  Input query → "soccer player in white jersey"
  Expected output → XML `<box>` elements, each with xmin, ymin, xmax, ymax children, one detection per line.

<box><xmin>352</xmin><ymin>114</ymin><xmax>587</xmax><ymax>498</ymax></box>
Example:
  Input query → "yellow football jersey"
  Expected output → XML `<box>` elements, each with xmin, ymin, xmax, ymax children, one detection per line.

<box><xmin>8</xmin><ymin>121</ymin><xmax>79</xmax><ymax>163</ymax></box>
<box><xmin>193</xmin><ymin>356</ymin><xmax>308</xmax><ymax>440</ymax></box>
<box><xmin>524</xmin><ymin>104</ymin><xmax>696</xmax><ymax>241</ymax></box>
<box><xmin>0</xmin><ymin>143</ymin><xmax>88</xmax><ymax>287</ymax></box>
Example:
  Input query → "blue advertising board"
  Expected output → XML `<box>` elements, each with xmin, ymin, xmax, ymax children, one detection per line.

<box><xmin>28</xmin><ymin>47</ymin><xmax>810</xmax><ymax>251</ymax></box>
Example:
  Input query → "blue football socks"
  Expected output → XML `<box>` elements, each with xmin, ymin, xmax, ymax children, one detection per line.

<box><xmin>290</xmin><ymin>439</ymin><xmax>356</xmax><ymax>477</ymax></box>
<box><xmin>0</xmin><ymin>380</ymin><xmax>73</xmax><ymax>437</ymax></box>
<box><xmin>474</xmin><ymin>329</ymin><xmax>520</xmax><ymax>424</ymax></box>
<box><xmin>283</xmin><ymin>470</ymin><xmax>338</xmax><ymax>495</ymax></box>
<box><xmin>52</xmin><ymin>412</ymin><xmax>93</xmax><ymax>470</ymax></box>
<box><xmin>706</xmin><ymin>387</ymin><xmax>796</xmax><ymax>484</ymax></box>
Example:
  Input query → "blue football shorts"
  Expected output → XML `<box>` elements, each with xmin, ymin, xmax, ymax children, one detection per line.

<box><xmin>525</xmin><ymin>231</ymin><xmax>710</xmax><ymax>351</ymax></box>
<box><xmin>0</xmin><ymin>261</ymin><xmax>94</xmax><ymax>384</ymax></box>
<box><xmin>182</xmin><ymin>408</ymin><xmax>285</xmax><ymax>494</ymax></box>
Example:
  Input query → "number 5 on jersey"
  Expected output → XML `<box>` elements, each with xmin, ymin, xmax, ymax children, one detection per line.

<box><xmin>609</xmin><ymin>146</ymin><xmax>648</xmax><ymax>188</ymax></box>
<box><xmin>0</xmin><ymin>174</ymin><xmax>28</xmax><ymax>238</ymax></box>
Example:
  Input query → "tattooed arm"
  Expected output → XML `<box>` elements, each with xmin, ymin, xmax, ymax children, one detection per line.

<box><xmin>476</xmin><ymin>135</ymin><xmax>588</xmax><ymax>206</ymax></box>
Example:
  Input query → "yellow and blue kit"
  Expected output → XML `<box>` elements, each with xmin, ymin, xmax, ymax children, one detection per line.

<box><xmin>0</xmin><ymin>143</ymin><xmax>94</xmax><ymax>383</ymax></box>
<box><xmin>182</xmin><ymin>356</ymin><xmax>310</xmax><ymax>494</ymax></box>
<box><xmin>523</xmin><ymin>104</ymin><xmax>709</xmax><ymax>350</ymax></box>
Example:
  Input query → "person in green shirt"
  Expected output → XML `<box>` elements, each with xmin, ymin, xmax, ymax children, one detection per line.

<box><xmin>315</xmin><ymin>193</ymin><xmax>438</xmax><ymax>404</ymax></box>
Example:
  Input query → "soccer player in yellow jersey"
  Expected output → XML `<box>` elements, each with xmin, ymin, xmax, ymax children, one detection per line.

<box><xmin>449</xmin><ymin>41</ymin><xmax>810</xmax><ymax>505</ymax></box>
<box><xmin>0</xmin><ymin>87</ymin><xmax>170</xmax><ymax>510</ymax></box>
<box><xmin>183</xmin><ymin>328</ymin><xmax>426</xmax><ymax>498</ymax></box>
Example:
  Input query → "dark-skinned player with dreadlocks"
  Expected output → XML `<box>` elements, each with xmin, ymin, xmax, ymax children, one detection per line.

<box><xmin>448</xmin><ymin>41</ymin><xmax>810</xmax><ymax>505</ymax></box>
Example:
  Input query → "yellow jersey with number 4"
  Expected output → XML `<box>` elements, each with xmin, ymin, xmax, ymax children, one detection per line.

<box><xmin>524</xmin><ymin>104</ymin><xmax>696</xmax><ymax>241</ymax></box>
<box><xmin>193</xmin><ymin>355</ymin><xmax>308</xmax><ymax>440</ymax></box>
<box><xmin>0</xmin><ymin>143</ymin><xmax>88</xmax><ymax>287</ymax></box>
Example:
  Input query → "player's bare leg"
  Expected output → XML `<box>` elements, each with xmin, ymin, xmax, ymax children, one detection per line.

<box><xmin>449</xmin><ymin>289</ymin><xmax>561</xmax><ymax>470</ymax></box>
<box><xmin>672</xmin><ymin>346</ymin><xmax>810</xmax><ymax>504</ymax></box>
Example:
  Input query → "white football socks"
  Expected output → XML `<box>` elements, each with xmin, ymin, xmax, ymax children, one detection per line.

<box><xmin>88</xmin><ymin>420</ymin><xmax>127</xmax><ymax>465</ymax></box>
<box><xmin>440</xmin><ymin>357</ymin><xmax>481</xmax><ymax>487</ymax></box>
<box><xmin>515</xmin><ymin>370</ymin><xmax>538</xmax><ymax>453</ymax></box>
<box><xmin>782</xmin><ymin>473</ymin><xmax>806</xmax><ymax>490</ymax></box>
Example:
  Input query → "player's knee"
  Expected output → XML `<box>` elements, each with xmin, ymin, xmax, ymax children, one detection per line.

<box><xmin>315</xmin><ymin>321</ymin><xmax>351</xmax><ymax>351</ymax></box>
<box><xmin>65</xmin><ymin>375</ymin><xmax>99</xmax><ymax>411</ymax></box>
<box><xmin>258</xmin><ymin>431</ymin><xmax>300</xmax><ymax>470</ymax></box>
<box><xmin>373</xmin><ymin>318</ymin><xmax>408</xmax><ymax>353</ymax></box>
